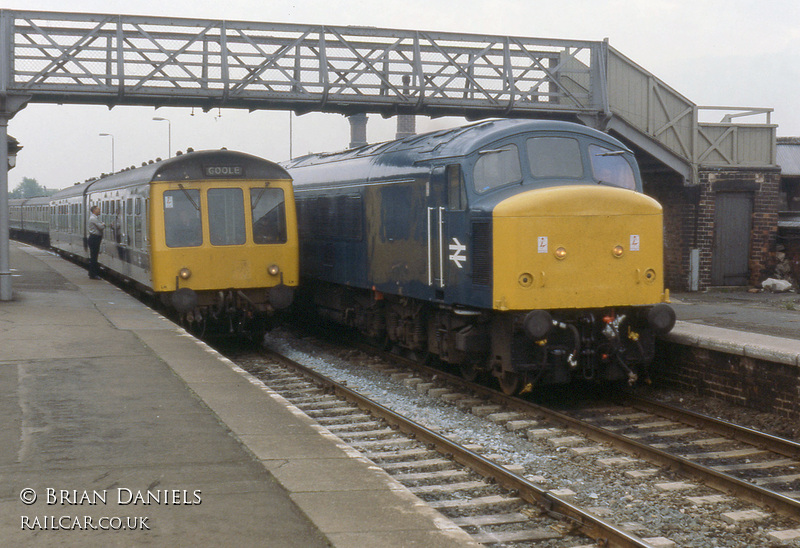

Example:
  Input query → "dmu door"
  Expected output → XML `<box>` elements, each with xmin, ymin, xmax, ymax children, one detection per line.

<box><xmin>427</xmin><ymin>165</ymin><xmax>469</xmax><ymax>302</ymax></box>
<box><xmin>711</xmin><ymin>192</ymin><xmax>753</xmax><ymax>286</ymax></box>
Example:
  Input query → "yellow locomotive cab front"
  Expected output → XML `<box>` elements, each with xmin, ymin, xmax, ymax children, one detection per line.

<box><xmin>492</xmin><ymin>185</ymin><xmax>668</xmax><ymax>311</ymax></box>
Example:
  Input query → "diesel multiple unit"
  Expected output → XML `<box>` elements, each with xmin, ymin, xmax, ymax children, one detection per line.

<box><xmin>10</xmin><ymin>149</ymin><xmax>299</xmax><ymax>334</ymax></box>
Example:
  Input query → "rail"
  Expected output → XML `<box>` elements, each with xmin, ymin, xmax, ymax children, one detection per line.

<box><xmin>378</xmin><ymin>349</ymin><xmax>800</xmax><ymax>521</ymax></box>
<box><xmin>263</xmin><ymin>348</ymin><xmax>653</xmax><ymax>548</ymax></box>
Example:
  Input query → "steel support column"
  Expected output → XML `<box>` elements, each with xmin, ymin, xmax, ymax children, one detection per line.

<box><xmin>1</xmin><ymin>6</ymin><xmax>30</xmax><ymax>300</ymax></box>
<box><xmin>0</xmin><ymin>115</ymin><xmax>10</xmax><ymax>300</ymax></box>
<box><xmin>0</xmin><ymin>101</ymin><xmax>30</xmax><ymax>301</ymax></box>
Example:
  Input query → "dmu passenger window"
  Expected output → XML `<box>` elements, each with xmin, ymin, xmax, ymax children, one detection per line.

<box><xmin>589</xmin><ymin>145</ymin><xmax>636</xmax><ymax>190</ymax></box>
<box><xmin>250</xmin><ymin>187</ymin><xmax>287</xmax><ymax>244</ymax></box>
<box><xmin>473</xmin><ymin>144</ymin><xmax>521</xmax><ymax>193</ymax></box>
<box><xmin>527</xmin><ymin>137</ymin><xmax>584</xmax><ymax>179</ymax></box>
<box><xmin>126</xmin><ymin>198</ymin><xmax>135</xmax><ymax>246</ymax></box>
<box><xmin>134</xmin><ymin>198</ymin><xmax>143</xmax><ymax>249</ymax></box>
<box><xmin>164</xmin><ymin>189</ymin><xmax>202</xmax><ymax>248</ymax></box>
<box><xmin>208</xmin><ymin>188</ymin><xmax>246</xmax><ymax>246</ymax></box>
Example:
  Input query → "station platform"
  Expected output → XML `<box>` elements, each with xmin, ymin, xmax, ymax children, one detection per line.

<box><xmin>0</xmin><ymin>241</ymin><xmax>476</xmax><ymax>547</ymax></box>
<box><xmin>671</xmin><ymin>289</ymin><xmax>800</xmax><ymax>341</ymax></box>
<box><xmin>667</xmin><ymin>289</ymin><xmax>800</xmax><ymax>367</ymax></box>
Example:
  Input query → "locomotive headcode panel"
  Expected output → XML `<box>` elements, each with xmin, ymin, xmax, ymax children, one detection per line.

<box><xmin>285</xmin><ymin>119</ymin><xmax>675</xmax><ymax>393</ymax></box>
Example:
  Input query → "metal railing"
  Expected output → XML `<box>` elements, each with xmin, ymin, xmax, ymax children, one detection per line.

<box><xmin>0</xmin><ymin>10</ymin><xmax>776</xmax><ymax>170</ymax></box>
<box><xmin>0</xmin><ymin>10</ymin><xmax>608</xmax><ymax>118</ymax></box>
<box><xmin>607</xmin><ymin>47</ymin><xmax>776</xmax><ymax>171</ymax></box>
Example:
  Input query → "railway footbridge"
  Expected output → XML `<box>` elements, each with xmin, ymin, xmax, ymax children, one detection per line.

<box><xmin>0</xmin><ymin>10</ymin><xmax>779</xmax><ymax>299</ymax></box>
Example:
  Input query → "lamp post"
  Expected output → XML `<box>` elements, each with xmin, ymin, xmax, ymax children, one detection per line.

<box><xmin>99</xmin><ymin>133</ymin><xmax>115</xmax><ymax>173</ymax></box>
<box><xmin>152</xmin><ymin>117</ymin><xmax>171</xmax><ymax>158</ymax></box>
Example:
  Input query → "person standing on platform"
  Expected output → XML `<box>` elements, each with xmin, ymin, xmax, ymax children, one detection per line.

<box><xmin>87</xmin><ymin>205</ymin><xmax>105</xmax><ymax>279</ymax></box>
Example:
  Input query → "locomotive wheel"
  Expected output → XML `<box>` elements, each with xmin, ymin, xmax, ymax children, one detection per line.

<box><xmin>498</xmin><ymin>370</ymin><xmax>521</xmax><ymax>396</ymax></box>
<box><xmin>459</xmin><ymin>356</ymin><xmax>487</xmax><ymax>383</ymax></box>
<box><xmin>460</xmin><ymin>361</ymin><xmax>479</xmax><ymax>382</ymax></box>
<box><xmin>411</xmin><ymin>349</ymin><xmax>431</xmax><ymax>365</ymax></box>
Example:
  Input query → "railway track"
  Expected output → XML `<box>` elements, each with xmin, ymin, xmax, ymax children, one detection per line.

<box><xmin>226</xmin><ymin>329</ymin><xmax>800</xmax><ymax>546</ymax></box>
<box><xmin>571</xmin><ymin>395</ymin><xmax>800</xmax><ymax>513</ymax></box>
<box><xmin>228</xmin><ymin>347</ymin><xmax>657</xmax><ymax>547</ymax></box>
<box><xmin>411</xmin><ymin>357</ymin><xmax>800</xmax><ymax>522</ymax></box>
<box><xmin>406</xmin><ymin>355</ymin><xmax>800</xmax><ymax>522</ymax></box>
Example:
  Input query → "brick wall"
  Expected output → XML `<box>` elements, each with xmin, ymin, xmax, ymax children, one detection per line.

<box><xmin>643</xmin><ymin>167</ymin><xmax>780</xmax><ymax>291</ymax></box>
<box><xmin>653</xmin><ymin>340</ymin><xmax>800</xmax><ymax>420</ymax></box>
<box><xmin>750</xmin><ymin>171</ymin><xmax>781</xmax><ymax>284</ymax></box>
<box><xmin>643</xmin><ymin>174</ymin><xmax>693</xmax><ymax>291</ymax></box>
<box><xmin>696</xmin><ymin>168</ymin><xmax>780</xmax><ymax>289</ymax></box>
<box><xmin>782</xmin><ymin>237</ymin><xmax>800</xmax><ymax>283</ymax></box>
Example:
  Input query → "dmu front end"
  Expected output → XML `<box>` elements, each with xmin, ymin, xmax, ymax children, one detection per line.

<box><xmin>49</xmin><ymin>150</ymin><xmax>299</xmax><ymax>335</ymax></box>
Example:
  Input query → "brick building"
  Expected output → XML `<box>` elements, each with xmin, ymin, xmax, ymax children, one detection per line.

<box><xmin>777</xmin><ymin>138</ymin><xmax>800</xmax><ymax>284</ymax></box>
<box><xmin>642</xmin><ymin>164</ymin><xmax>781</xmax><ymax>292</ymax></box>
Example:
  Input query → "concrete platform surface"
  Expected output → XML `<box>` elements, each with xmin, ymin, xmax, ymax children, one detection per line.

<box><xmin>1</xmin><ymin>241</ymin><xmax>477</xmax><ymax>548</ymax></box>
<box><xmin>671</xmin><ymin>289</ymin><xmax>800</xmax><ymax>340</ymax></box>
<box><xmin>667</xmin><ymin>290</ymin><xmax>800</xmax><ymax>366</ymax></box>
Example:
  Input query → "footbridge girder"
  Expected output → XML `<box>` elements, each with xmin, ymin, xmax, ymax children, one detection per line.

<box><xmin>0</xmin><ymin>9</ymin><xmax>777</xmax><ymax>179</ymax></box>
<box><xmin>0</xmin><ymin>10</ymin><xmax>608</xmax><ymax>118</ymax></box>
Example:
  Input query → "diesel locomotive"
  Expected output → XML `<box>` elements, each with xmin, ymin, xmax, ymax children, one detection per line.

<box><xmin>284</xmin><ymin>119</ymin><xmax>675</xmax><ymax>393</ymax></box>
<box><xmin>13</xmin><ymin>149</ymin><xmax>299</xmax><ymax>334</ymax></box>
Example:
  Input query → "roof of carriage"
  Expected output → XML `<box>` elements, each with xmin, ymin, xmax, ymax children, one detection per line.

<box><xmin>51</xmin><ymin>149</ymin><xmax>290</xmax><ymax>200</ymax></box>
<box><xmin>284</xmin><ymin>118</ymin><xmax>628</xmax><ymax>170</ymax></box>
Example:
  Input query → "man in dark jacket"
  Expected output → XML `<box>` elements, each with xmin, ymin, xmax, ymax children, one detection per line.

<box><xmin>87</xmin><ymin>205</ymin><xmax>105</xmax><ymax>279</ymax></box>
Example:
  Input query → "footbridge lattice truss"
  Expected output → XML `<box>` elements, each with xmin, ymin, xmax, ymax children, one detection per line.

<box><xmin>0</xmin><ymin>10</ymin><xmax>776</xmax><ymax>182</ymax></box>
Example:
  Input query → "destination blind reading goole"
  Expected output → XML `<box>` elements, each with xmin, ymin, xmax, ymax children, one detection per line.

<box><xmin>203</xmin><ymin>165</ymin><xmax>244</xmax><ymax>178</ymax></box>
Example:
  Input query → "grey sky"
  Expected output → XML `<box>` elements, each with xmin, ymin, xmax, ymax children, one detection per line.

<box><xmin>4</xmin><ymin>0</ymin><xmax>798</xmax><ymax>190</ymax></box>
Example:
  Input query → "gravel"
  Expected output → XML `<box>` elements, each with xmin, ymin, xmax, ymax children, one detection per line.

<box><xmin>260</xmin><ymin>329</ymin><xmax>800</xmax><ymax>547</ymax></box>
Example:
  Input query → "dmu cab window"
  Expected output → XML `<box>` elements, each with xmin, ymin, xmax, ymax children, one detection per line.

<box><xmin>589</xmin><ymin>145</ymin><xmax>636</xmax><ymax>190</ymax></box>
<box><xmin>250</xmin><ymin>187</ymin><xmax>288</xmax><ymax>244</ymax></box>
<box><xmin>164</xmin><ymin>189</ymin><xmax>202</xmax><ymax>247</ymax></box>
<box><xmin>473</xmin><ymin>144</ymin><xmax>521</xmax><ymax>193</ymax></box>
<box><xmin>527</xmin><ymin>137</ymin><xmax>584</xmax><ymax>179</ymax></box>
<box><xmin>208</xmin><ymin>188</ymin><xmax>246</xmax><ymax>246</ymax></box>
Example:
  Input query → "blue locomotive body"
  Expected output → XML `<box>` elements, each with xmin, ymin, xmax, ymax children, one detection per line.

<box><xmin>285</xmin><ymin>119</ymin><xmax>675</xmax><ymax>392</ymax></box>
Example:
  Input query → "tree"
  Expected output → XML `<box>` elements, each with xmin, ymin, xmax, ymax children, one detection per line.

<box><xmin>8</xmin><ymin>177</ymin><xmax>55</xmax><ymax>198</ymax></box>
